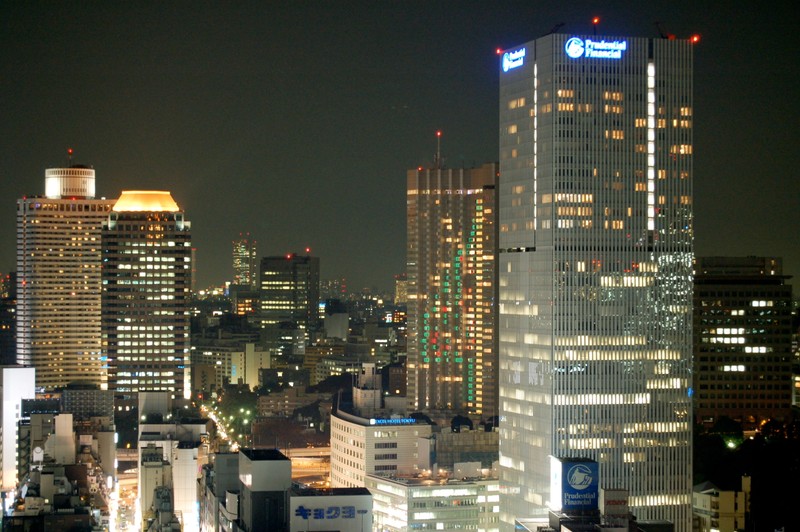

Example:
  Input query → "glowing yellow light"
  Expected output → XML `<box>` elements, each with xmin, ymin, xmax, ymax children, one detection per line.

<box><xmin>113</xmin><ymin>191</ymin><xmax>180</xmax><ymax>212</ymax></box>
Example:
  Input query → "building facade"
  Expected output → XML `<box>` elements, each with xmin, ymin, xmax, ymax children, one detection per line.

<box><xmin>16</xmin><ymin>166</ymin><xmax>115</xmax><ymax>390</ymax></box>
<box><xmin>693</xmin><ymin>256</ymin><xmax>793</xmax><ymax>429</ymax></box>
<box><xmin>232</xmin><ymin>233</ymin><xmax>257</xmax><ymax>288</ymax></box>
<box><xmin>0</xmin><ymin>366</ymin><xmax>35</xmax><ymax>492</ymax></box>
<box><xmin>259</xmin><ymin>254</ymin><xmax>321</xmax><ymax>350</ymax></box>
<box><xmin>102</xmin><ymin>191</ymin><xmax>192</xmax><ymax>398</ymax></box>
<box><xmin>498</xmin><ymin>34</ymin><xmax>694</xmax><ymax>528</ymax></box>
<box><xmin>406</xmin><ymin>163</ymin><xmax>498</xmax><ymax>418</ymax></box>
<box><xmin>366</xmin><ymin>474</ymin><xmax>500</xmax><ymax>532</ymax></box>
<box><xmin>330</xmin><ymin>408</ymin><xmax>432</xmax><ymax>488</ymax></box>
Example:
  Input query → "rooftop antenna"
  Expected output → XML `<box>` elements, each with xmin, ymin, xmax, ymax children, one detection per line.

<box><xmin>546</xmin><ymin>22</ymin><xmax>565</xmax><ymax>36</ymax></box>
<box><xmin>66</xmin><ymin>147</ymin><xmax>74</xmax><ymax>166</ymax></box>
<box><xmin>592</xmin><ymin>16</ymin><xmax>600</xmax><ymax>36</ymax></box>
<box><xmin>655</xmin><ymin>22</ymin><xmax>675</xmax><ymax>40</ymax></box>
<box><xmin>435</xmin><ymin>130</ymin><xmax>443</xmax><ymax>169</ymax></box>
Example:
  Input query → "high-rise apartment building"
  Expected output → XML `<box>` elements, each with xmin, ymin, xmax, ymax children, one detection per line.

<box><xmin>232</xmin><ymin>233</ymin><xmax>257</xmax><ymax>288</ymax></box>
<box><xmin>694</xmin><ymin>256</ymin><xmax>793</xmax><ymax>429</ymax></box>
<box><xmin>259</xmin><ymin>254</ymin><xmax>320</xmax><ymax>346</ymax></box>
<box><xmin>498</xmin><ymin>34</ymin><xmax>694</xmax><ymax>528</ymax></box>
<box><xmin>406</xmin><ymin>163</ymin><xmax>498</xmax><ymax>418</ymax></box>
<box><xmin>102</xmin><ymin>191</ymin><xmax>192</xmax><ymax>398</ymax></box>
<box><xmin>16</xmin><ymin>166</ymin><xmax>115</xmax><ymax>390</ymax></box>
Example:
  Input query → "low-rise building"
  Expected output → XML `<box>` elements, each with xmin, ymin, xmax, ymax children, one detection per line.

<box><xmin>366</xmin><ymin>471</ymin><xmax>500</xmax><ymax>532</ymax></box>
<box><xmin>692</xmin><ymin>476</ymin><xmax>750</xmax><ymax>532</ymax></box>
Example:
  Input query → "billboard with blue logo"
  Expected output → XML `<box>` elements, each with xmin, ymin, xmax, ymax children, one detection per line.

<box><xmin>549</xmin><ymin>456</ymin><xmax>599</xmax><ymax>512</ymax></box>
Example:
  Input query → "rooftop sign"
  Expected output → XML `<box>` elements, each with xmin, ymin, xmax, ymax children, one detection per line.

<box><xmin>565</xmin><ymin>37</ymin><xmax>627</xmax><ymax>59</ymax></box>
<box><xmin>369</xmin><ymin>418</ymin><xmax>417</xmax><ymax>425</ymax></box>
<box><xmin>502</xmin><ymin>47</ymin><xmax>526</xmax><ymax>71</ymax></box>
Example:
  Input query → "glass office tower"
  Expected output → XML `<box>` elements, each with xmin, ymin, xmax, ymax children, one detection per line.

<box><xmin>498</xmin><ymin>34</ymin><xmax>693</xmax><ymax>529</ymax></box>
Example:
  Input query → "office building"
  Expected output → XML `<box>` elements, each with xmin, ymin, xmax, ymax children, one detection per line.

<box><xmin>367</xmin><ymin>473</ymin><xmax>500</xmax><ymax>532</ymax></box>
<box><xmin>406</xmin><ymin>162</ymin><xmax>498</xmax><ymax>418</ymax></box>
<box><xmin>233</xmin><ymin>232</ymin><xmax>257</xmax><ymax>288</ymax></box>
<box><xmin>693</xmin><ymin>256</ymin><xmax>793</xmax><ymax>429</ymax></box>
<box><xmin>498</xmin><ymin>33</ymin><xmax>694</xmax><ymax>528</ymax></box>
<box><xmin>16</xmin><ymin>166</ymin><xmax>115</xmax><ymax>390</ymax></box>
<box><xmin>259</xmin><ymin>253</ymin><xmax>321</xmax><ymax>349</ymax></box>
<box><xmin>102</xmin><ymin>191</ymin><xmax>192</xmax><ymax>398</ymax></box>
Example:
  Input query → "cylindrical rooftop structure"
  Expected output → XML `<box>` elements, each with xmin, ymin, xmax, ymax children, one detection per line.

<box><xmin>44</xmin><ymin>165</ymin><xmax>96</xmax><ymax>199</ymax></box>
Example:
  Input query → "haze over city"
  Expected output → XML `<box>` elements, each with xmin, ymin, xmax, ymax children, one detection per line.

<box><xmin>1</xmin><ymin>1</ymin><xmax>797</xmax><ymax>290</ymax></box>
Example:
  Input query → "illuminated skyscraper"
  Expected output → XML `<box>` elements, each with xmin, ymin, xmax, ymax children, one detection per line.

<box><xmin>16</xmin><ymin>166</ymin><xmax>115</xmax><ymax>390</ymax></box>
<box><xmin>406</xmin><ymin>162</ymin><xmax>498</xmax><ymax>418</ymax></box>
<box><xmin>498</xmin><ymin>34</ymin><xmax>694</xmax><ymax>528</ymax></box>
<box><xmin>232</xmin><ymin>232</ymin><xmax>257</xmax><ymax>288</ymax></box>
<box><xmin>102</xmin><ymin>191</ymin><xmax>192</xmax><ymax>398</ymax></box>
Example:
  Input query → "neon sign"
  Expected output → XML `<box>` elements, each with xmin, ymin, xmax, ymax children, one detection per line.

<box><xmin>370</xmin><ymin>418</ymin><xmax>416</xmax><ymax>425</ymax></box>
<box><xmin>565</xmin><ymin>37</ymin><xmax>627</xmax><ymax>59</ymax></box>
<box><xmin>502</xmin><ymin>47</ymin><xmax>526</xmax><ymax>72</ymax></box>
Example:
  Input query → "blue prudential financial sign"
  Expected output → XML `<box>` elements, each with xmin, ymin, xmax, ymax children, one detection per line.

<box><xmin>561</xmin><ymin>461</ymin><xmax>599</xmax><ymax>511</ymax></box>
<box><xmin>565</xmin><ymin>37</ymin><xmax>627</xmax><ymax>59</ymax></box>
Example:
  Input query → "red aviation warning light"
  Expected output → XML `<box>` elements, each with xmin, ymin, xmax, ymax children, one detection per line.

<box><xmin>496</xmin><ymin>47</ymin><xmax>503</xmax><ymax>55</ymax></box>
<box><xmin>592</xmin><ymin>16</ymin><xmax>600</xmax><ymax>25</ymax></box>
<box><xmin>690</xmin><ymin>34</ymin><xmax>701</xmax><ymax>44</ymax></box>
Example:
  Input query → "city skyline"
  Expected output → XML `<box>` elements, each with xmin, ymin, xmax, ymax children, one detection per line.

<box><xmin>1</xmin><ymin>2</ymin><xmax>797</xmax><ymax>291</ymax></box>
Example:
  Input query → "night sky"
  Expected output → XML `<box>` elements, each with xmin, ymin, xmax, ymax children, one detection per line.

<box><xmin>2</xmin><ymin>1</ymin><xmax>797</xmax><ymax>291</ymax></box>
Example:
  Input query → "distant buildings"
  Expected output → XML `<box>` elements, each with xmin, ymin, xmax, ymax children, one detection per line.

<box><xmin>232</xmin><ymin>233</ymin><xmax>257</xmax><ymax>288</ymax></box>
<box><xmin>102</xmin><ymin>191</ymin><xmax>192</xmax><ymax>398</ymax></box>
<box><xmin>16</xmin><ymin>166</ymin><xmax>115</xmax><ymax>390</ymax></box>
<box><xmin>693</xmin><ymin>256</ymin><xmax>794</xmax><ymax>429</ymax></box>
<box><xmin>498</xmin><ymin>33</ymin><xmax>694</xmax><ymax>528</ymax></box>
<box><xmin>406</xmin><ymin>162</ymin><xmax>498</xmax><ymax>418</ymax></box>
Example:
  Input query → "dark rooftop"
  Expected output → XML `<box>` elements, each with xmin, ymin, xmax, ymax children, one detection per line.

<box><xmin>240</xmin><ymin>448</ymin><xmax>289</xmax><ymax>461</ymax></box>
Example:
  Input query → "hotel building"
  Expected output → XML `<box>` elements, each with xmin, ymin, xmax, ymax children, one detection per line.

<box><xmin>406</xmin><ymin>162</ymin><xmax>498</xmax><ymax>418</ymax></box>
<box><xmin>16</xmin><ymin>166</ymin><xmax>115</xmax><ymax>390</ymax></box>
<box><xmin>498</xmin><ymin>34</ymin><xmax>694</xmax><ymax>528</ymax></box>
<box><xmin>102</xmin><ymin>191</ymin><xmax>192</xmax><ymax>398</ymax></box>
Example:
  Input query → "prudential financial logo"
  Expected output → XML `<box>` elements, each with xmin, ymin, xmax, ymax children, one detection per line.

<box><xmin>565</xmin><ymin>37</ymin><xmax>585</xmax><ymax>58</ymax></box>
<box><xmin>502</xmin><ymin>48</ymin><xmax>526</xmax><ymax>72</ymax></box>
<box><xmin>567</xmin><ymin>464</ymin><xmax>593</xmax><ymax>490</ymax></box>
<box><xmin>565</xmin><ymin>37</ymin><xmax>628</xmax><ymax>59</ymax></box>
